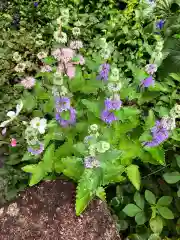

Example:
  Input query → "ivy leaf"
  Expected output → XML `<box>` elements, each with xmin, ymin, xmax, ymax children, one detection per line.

<box><xmin>61</xmin><ymin>157</ymin><xmax>84</xmax><ymax>181</ymax></box>
<box><xmin>157</xmin><ymin>206</ymin><xmax>174</xmax><ymax>219</ymax></box>
<box><xmin>150</xmin><ymin>216</ymin><xmax>163</xmax><ymax>234</ymax></box>
<box><xmin>163</xmin><ymin>172</ymin><xmax>180</xmax><ymax>184</ymax></box>
<box><xmin>145</xmin><ymin>190</ymin><xmax>156</xmax><ymax>205</ymax></box>
<box><xmin>135</xmin><ymin>211</ymin><xmax>146</xmax><ymax>225</ymax></box>
<box><xmin>126</xmin><ymin>164</ymin><xmax>141</xmax><ymax>190</ymax></box>
<box><xmin>76</xmin><ymin>168</ymin><xmax>102</xmax><ymax>216</ymax></box>
<box><xmin>157</xmin><ymin>196</ymin><xmax>173</xmax><ymax>206</ymax></box>
<box><xmin>134</xmin><ymin>192</ymin><xmax>145</xmax><ymax>210</ymax></box>
<box><xmin>96</xmin><ymin>187</ymin><xmax>106</xmax><ymax>201</ymax></box>
<box><xmin>145</xmin><ymin>147</ymin><xmax>165</xmax><ymax>165</ymax></box>
<box><xmin>123</xmin><ymin>204</ymin><xmax>141</xmax><ymax>217</ymax></box>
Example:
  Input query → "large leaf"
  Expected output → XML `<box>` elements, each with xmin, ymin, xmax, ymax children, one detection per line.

<box><xmin>157</xmin><ymin>206</ymin><xmax>174</xmax><ymax>219</ymax></box>
<box><xmin>135</xmin><ymin>211</ymin><xmax>146</xmax><ymax>225</ymax></box>
<box><xmin>145</xmin><ymin>147</ymin><xmax>165</xmax><ymax>165</ymax></box>
<box><xmin>43</xmin><ymin>144</ymin><xmax>55</xmax><ymax>172</ymax></box>
<box><xmin>134</xmin><ymin>192</ymin><xmax>145</xmax><ymax>210</ymax></box>
<box><xmin>76</xmin><ymin>168</ymin><xmax>102</xmax><ymax>215</ymax></box>
<box><xmin>163</xmin><ymin>171</ymin><xmax>180</xmax><ymax>184</ymax></box>
<box><xmin>157</xmin><ymin>196</ymin><xmax>173</xmax><ymax>206</ymax></box>
<box><xmin>61</xmin><ymin>157</ymin><xmax>84</xmax><ymax>181</ymax></box>
<box><xmin>145</xmin><ymin>190</ymin><xmax>156</xmax><ymax>205</ymax></box>
<box><xmin>123</xmin><ymin>204</ymin><xmax>141</xmax><ymax>217</ymax></box>
<box><xmin>150</xmin><ymin>216</ymin><xmax>163</xmax><ymax>234</ymax></box>
<box><xmin>126</xmin><ymin>165</ymin><xmax>141</xmax><ymax>190</ymax></box>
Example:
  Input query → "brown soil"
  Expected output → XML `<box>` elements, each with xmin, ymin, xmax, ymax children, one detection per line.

<box><xmin>0</xmin><ymin>180</ymin><xmax>121</xmax><ymax>240</ymax></box>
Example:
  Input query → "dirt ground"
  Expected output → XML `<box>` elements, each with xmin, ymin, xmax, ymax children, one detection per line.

<box><xmin>0</xmin><ymin>180</ymin><xmax>121</xmax><ymax>240</ymax></box>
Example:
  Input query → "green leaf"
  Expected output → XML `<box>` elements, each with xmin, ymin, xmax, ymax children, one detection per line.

<box><xmin>150</xmin><ymin>216</ymin><xmax>163</xmax><ymax>234</ymax></box>
<box><xmin>157</xmin><ymin>196</ymin><xmax>173</xmax><ymax>206</ymax></box>
<box><xmin>76</xmin><ymin>168</ymin><xmax>102</xmax><ymax>215</ymax></box>
<box><xmin>145</xmin><ymin>110</ymin><xmax>155</xmax><ymax>129</ymax></box>
<box><xmin>148</xmin><ymin>234</ymin><xmax>161</xmax><ymax>240</ymax></box>
<box><xmin>169</xmin><ymin>73</ymin><xmax>180</xmax><ymax>82</ymax></box>
<box><xmin>42</xmin><ymin>144</ymin><xmax>55</xmax><ymax>172</ymax></box>
<box><xmin>115</xmin><ymin>107</ymin><xmax>140</xmax><ymax>122</ymax></box>
<box><xmin>123</xmin><ymin>204</ymin><xmax>141</xmax><ymax>217</ymax></box>
<box><xmin>96</xmin><ymin>187</ymin><xmax>106</xmax><ymax>201</ymax></box>
<box><xmin>175</xmin><ymin>154</ymin><xmax>180</xmax><ymax>168</ymax></box>
<box><xmin>42</xmin><ymin>56</ymin><xmax>56</xmax><ymax>65</ymax></box>
<box><xmin>81</xmin><ymin>99</ymin><xmax>101</xmax><ymax>118</ymax></box>
<box><xmin>134</xmin><ymin>192</ymin><xmax>145</xmax><ymax>210</ymax></box>
<box><xmin>157</xmin><ymin>206</ymin><xmax>174</xmax><ymax>219</ymax></box>
<box><xmin>60</xmin><ymin>110</ymin><xmax>70</xmax><ymax>120</ymax></box>
<box><xmin>73</xmin><ymin>142</ymin><xmax>87</xmax><ymax>155</ymax></box>
<box><xmin>135</xmin><ymin>211</ymin><xmax>146</xmax><ymax>225</ymax></box>
<box><xmin>145</xmin><ymin>147</ymin><xmax>165</xmax><ymax>165</ymax></box>
<box><xmin>21</xmin><ymin>152</ymin><xmax>34</xmax><ymax>161</ymax></box>
<box><xmin>176</xmin><ymin>218</ymin><xmax>180</xmax><ymax>235</ymax></box>
<box><xmin>22</xmin><ymin>164</ymin><xmax>38</xmax><ymax>173</ymax></box>
<box><xmin>177</xmin><ymin>187</ymin><xmax>180</xmax><ymax>198</ymax></box>
<box><xmin>61</xmin><ymin>157</ymin><xmax>84</xmax><ymax>181</ymax></box>
<box><xmin>22</xmin><ymin>92</ymin><xmax>36</xmax><ymax>111</ymax></box>
<box><xmin>126</xmin><ymin>165</ymin><xmax>141</xmax><ymax>190</ymax></box>
<box><xmin>145</xmin><ymin>190</ymin><xmax>156</xmax><ymax>205</ymax></box>
<box><xmin>163</xmin><ymin>171</ymin><xmax>180</xmax><ymax>184</ymax></box>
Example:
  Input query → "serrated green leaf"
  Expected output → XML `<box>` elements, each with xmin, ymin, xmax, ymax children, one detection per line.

<box><xmin>135</xmin><ymin>211</ymin><xmax>146</xmax><ymax>225</ymax></box>
<box><xmin>76</xmin><ymin>168</ymin><xmax>102</xmax><ymax>215</ymax></box>
<box><xmin>145</xmin><ymin>147</ymin><xmax>165</xmax><ymax>165</ymax></box>
<box><xmin>43</xmin><ymin>144</ymin><xmax>55</xmax><ymax>172</ymax></box>
<box><xmin>163</xmin><ymin>171</ymin><xmax>180</xmax><ymax>184</ymax></box>
<box><xmin>157</xmin><ymin>196</ymin><xmax>173</xmax><ymax>206</ymax></box>
<box><xmin>134</xmin><ymin>192</ymin><xmax>145</xmax><ymax>210</ymax></box>
<box><xmin>157</xmin><ymin>206</ymin><xmax>174</xmax><ymax>219</ymax></box>
<box><xmin>145</xmin><ymin>190</ymin><xmax>156</xmax><ymax>205</ymax></box>
<box><xmin>96</xmin><ymin>187</ymin><xmax>106</xmax><ymax>201</ymax></box>
<box><xmin>126</xmin><ymin>165</ymin><xmax>141</xmax><ymax>190</ymax></box>
<box><xmin>123</xmin><ymin>204</ymin><xmax>141</xmax><ymax>217</ymax></box>
<box><xmin>61</xmin><ymin>157</ymin><xmax>84</xmax><ymax>181</ymax></box>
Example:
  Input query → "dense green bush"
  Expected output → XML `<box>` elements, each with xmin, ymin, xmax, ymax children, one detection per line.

<box><xmin>0</xmin><ymin>0</ymin><xmax>180</xmax><ymax>239</ymax></box>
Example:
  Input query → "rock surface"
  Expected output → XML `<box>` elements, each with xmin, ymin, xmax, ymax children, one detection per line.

<box><xmin>0</xmin><ymin>180</ymin><xmax>121</xmax><ymax>240</ymax></box>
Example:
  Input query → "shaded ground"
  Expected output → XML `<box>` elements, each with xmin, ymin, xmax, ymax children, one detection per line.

<box><xmin>0</xmin><ymin>180</ymin><xmax>121</xmax><ymax>240</ymax></box>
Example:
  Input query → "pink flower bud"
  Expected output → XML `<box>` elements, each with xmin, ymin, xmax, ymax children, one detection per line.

<box><xmin>11</xmin><ymin>138</ymin><xmax>17</xmax><ymax>147</ymax></box>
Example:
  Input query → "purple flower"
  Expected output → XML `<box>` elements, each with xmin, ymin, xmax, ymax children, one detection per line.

<box><xmin>56</xmin><ymin>107</ymin><xmax>76</xmax><ymax>127</ymax></box>
<box><xmin>141</xmin><ymin>76</ymin><xmax>155</xmax><ymax>87</ymax></box>
<box><xmin>97</xmin><ymin>63</ymin><xmax>110</xmax><ymax>81</ymax></box>
<box><xmin>28</xmin><ymin>142</ymin><xmax>44</xmax><ymax>155</ymax></box>
<box><xmin>156</xmin><ymin>20</ymin><xmax>165</xmax><ymax>30</ymax></box>
<box><xmin>145</xmin><ymin>64</ymin><xmax>157</xmax><ymax>75</ymax></box>
<box><xmin>101</xmin><ymin>110</ymin><xmax>117</xmax><ymax>124</ymax></box>
<box><xmin>34</xmin><ymin>2</ymin><xmax>39</xmax><ymax>7</ymax></box>
<box><xmin>104</xmin><ymin>98</ymin><xmax>122</xmax><ymax>111</ymax></box>
<box><xmin>84</xmin><ymin>156</ymin><xmax>100</xmax><ymax>169</ymax></box>
<box><xmin>55</xmin><ymin>97</ymin><xmax>71</xmax><ymax>113</ymax></box>
<box><xmin>144</xmin><ymin>120</ymin><xmax>169</xmax><ymax>147</ymax></box>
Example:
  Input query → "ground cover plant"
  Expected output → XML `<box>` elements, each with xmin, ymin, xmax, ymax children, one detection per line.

<box><xmin>0</xmin><ymin>0</ymin><xmax>180</xmax><ymax>239</ymax></box>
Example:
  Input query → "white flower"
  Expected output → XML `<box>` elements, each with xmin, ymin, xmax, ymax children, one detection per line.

<box><xmin>89</xmin><ymin>124</ymin><xmax>98</xmax><ymax>132</ymax></box>
<box><xmin>72</xmin><ymin>27</ymin><xmax>80</xmax><ymax>36</ymax></box>
<box><xmin>14</xmin><ymin>62</ymin><xmax>26</xmax><ymax>72</ymax></box>
<box><xmin>37</xmin><ymin>51</ymin><xmax>48</xmax><ymax>60</ymax></box>
<box><xmin>30</xmin><ymin>117</ymin><xmax>47</xmax><ymax>134</ymax></box>
<box><xmin>60</xmin><ymin>86</ymin><xmax>68</xmax><ymax>96</ymax></box>
<box><xmin>96</xmin><ymin>141</ymin><xmax>110</xmax><ymax>153</ymax></box>
<box><xmin>88</xmin><ymin>144</ymin><xmax>97</xmax><ymax>157</ymax></box>
<box><xmin>52</xmin><ymin>48</ymin><xmax>62</xmax><ymax>61</ymax></box>
<box><xmin>53</xmin><ymin>72</ymin><xmax>63</xmax><ymax>85</ymax></box>
<box><xmin>57</xmin><ymin>16</ymin><xmax>69</xmax><ymax>26</ymax></box>
<box><xmin>0</xmin><ymin>101</ymin><xmax>23</xmax><ymax>128</ymax></box>
<box><xmin>100</xmin><ymin>48</ymin><xmax>111</xmax><ymax>59</ymax></box>
<box><xmin>161</xmin><ymin>116</ymin><xmax>176</xmax><ymax>131</ymax></box>
<box><xmin>36</xmin><ymin>40</ymin><xmax>45</xmax><ymax>46</ymax></box>
<box><xmin>170</xmin><ymin>104</ymin><xmax>180</xmax><ymax>118</ymax></box>
<box><xmin>21</xmin><ymin>77</ymin><xmax>36</xmax><ymax>89</ymax></box>
<box><xmin>111</xmin><ymin>67</ymin><xmax>119</xmax><ymax>78</ymax></box>
<box><xmin>70</xmin><ymin>40</ymin><xmax>83</xmax><ymax>50</ymax></box>
<box><xmin>108</xmin><ymin>82</ymin><xmax>122</xmax><ymax>92</ymax></box>
<box><xmin>13</xmin><ymin>52</ymin><xmax>21</xmax><ymax>62</ymax></box>
<box><xmin>40</xmin><ymin>65</ymin><xmax>52</xmax><ymax>72</ymax></box>
<box><xmin>54</xmin><ymin>31</ymin><xmax>67</xmax><ymax>43</ymax></box>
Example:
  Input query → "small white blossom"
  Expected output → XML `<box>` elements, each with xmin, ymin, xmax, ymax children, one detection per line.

<box><xmin>96</xmin><ymin>141</ymin><xmax>110</xmax><ymax>153</ymax></box>
<box><xmin>14</xmin><ymin>62</ymin><xmax>26</xmax><ymax>72</ymax></box>
<box><xmin>170</xmin><ymin>104</ymin><xmax>180</xmax><ymax>118</ymax></box>
<box><xmin>89</xmin><ymin>124</ymin><xmax>98</xmax><ymax>132</ymax></box>
<box><xmin>30</xmin><ymin>117</ymin><xmax>47</xmax><ymax>134</ymax></box>
<box><xmin>70</xmin><ymin>40</ymin><xmax>83</xmax><ymax>50</ymax></box>
<box><xmin>72</xmin><ymin>27</ymin><xmax>81</xmax><ymax>36</ymax></box>
<box><xmin>21</xmin><ymin>77</ymin><xmax>36</xmax><ymax>89</ymax></box>
<box><xmin>161</xmin><ymin>116</ymin><xmax>176</xmax><ymax>131</ymax></box>
<box><xmin>100</xmin><ymin>48</ymin><xmax>111</xmax><ymax>59</ymax></box>
<box><xmin>54</xmin><ymin>31</ymin><xmax>67</xmax><ymax>43</ymax></box>
<box><xmin>57</xmin><ymin>16</ymin><xmax>69</xmax><ymax>26</ymax></box>
<box><xmin>108</xmin><ymin>82</ymin><xmax>122</xmax><ymax>92</ymax></box>
<box><xmin>0</xmin><ymin>101</ymin><xmax>23</xmax><ymax>128</ymax></box>
<box><xmin>13</xmin><ymin>52</ymin><xmax>21</xmax><ymax>62</ymax></box>
<box><xmin>88</xmin><ymin>144</ymin><xmax>97</xmax><ymax>157</ymax></box>
<box><xmin>36</xmin><ymin>40</ymin><xmax>45</xmax><ymax>46</ymax></box>
<box><xmin>37</xmin><ymin>51</ymin><xmax>48</xmax><ymax>60</ymax></box>
<box><xmin>40</xmin><ymin>65</ymin><xmax>52</xmax><ymax>73</ymax></box>
<box><xmin>60</xmin><ymin>86</ymin><xmax>68</xmax><ymax>96</ymax></box>
<box><xmin>111</xmin><ymin>67</ymin><xmax>119</xmax><ymax>78</ymax></box>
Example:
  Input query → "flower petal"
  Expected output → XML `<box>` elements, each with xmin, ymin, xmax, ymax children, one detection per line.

<box><xmin>7</xmin><ymin>111</ymin><xmax>16</xmax><ymax>118</ymax></box>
